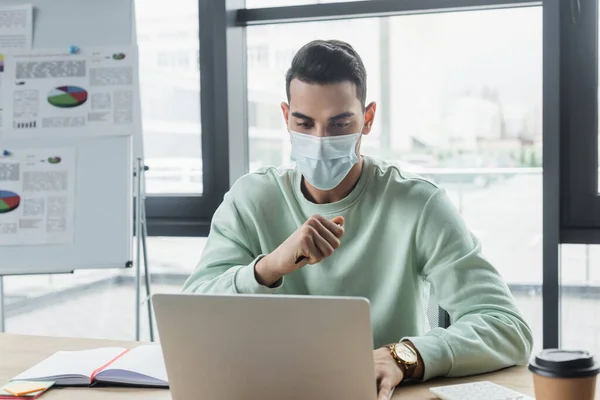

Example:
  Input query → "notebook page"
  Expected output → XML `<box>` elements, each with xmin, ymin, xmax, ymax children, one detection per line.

<box><xmin>13</xmin><ymin>347</ymin><xmax>126</xmax><ymax>382</ymax></box>
<box><xmin>99</xmin><ymin>344</ymin><xmax>167</xmax><ymax>384</ymax></box>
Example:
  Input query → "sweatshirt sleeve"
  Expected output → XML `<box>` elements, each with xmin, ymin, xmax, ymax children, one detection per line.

<box><xmin>181</xmin><ymin>193</ymin><xmax>282</xmax><ymax>295</ymax></box>
<box><xmin>402</xmin><ymin>188</ymin><xmax>534</xmax><ymax>381</ymax></box>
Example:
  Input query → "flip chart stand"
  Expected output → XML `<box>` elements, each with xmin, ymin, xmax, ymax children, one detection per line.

<box><xmin>135</xmin><ymin>158</ymin><xmax>154</xmax><ymax>342</ymax></box>
<box><xmin>0</xmin><ymin>162</ymin><xmax>155</xmax><ymax>342</ymax></box>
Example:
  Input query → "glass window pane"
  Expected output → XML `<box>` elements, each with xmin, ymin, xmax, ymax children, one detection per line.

<box><xmin>561</xmin><ymin>244</ymin><xmax>600</xmax><ymax>356</ymax></box>
<box><xmin>247</xmin><ymin>8</ymin><xmax>542</xmax><ymax>349</ymax></box>
<box><xmin>136</xmin><ymin>0</ymin><xmax>202</xmax><ymax>195</ymax></box>
<box><xmin>4</xmin><ymin>237</ymin><xmax>206</xmax><ymax>339</ymax></box>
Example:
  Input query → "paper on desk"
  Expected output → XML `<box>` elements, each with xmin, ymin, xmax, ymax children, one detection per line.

<box><xmin>0</xmin><ymin>380</ymin><xmax>54</xmax><ymax>399</ymax></box>
<box><xmin>13</xmin><ymin>348</ymin><xmax>127</xmax><ymax>383</ymax></box>
<box><xmin>0</xmin><ymin>147</ymin><xmax>76</xmax><ymax>246</ymax></box>
<box><xmin>0</xmin><ymin>46</ymin><xmax>139</xmax><ymax>139</ymax></box>
<box><xmin>101</xmin><ymin>345</ymin><xmax>168</xmax><ymax>383</ymax></box>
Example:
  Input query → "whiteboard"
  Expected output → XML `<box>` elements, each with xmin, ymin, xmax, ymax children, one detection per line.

<box><xmin>0</xmin><ymin>0</ymin><xmax>138</xmax><ymax>275</ymax></box>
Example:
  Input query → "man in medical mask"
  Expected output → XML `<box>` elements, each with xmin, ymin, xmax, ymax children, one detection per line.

<box><xmin>183</xmin><ymin>40</ymin><xmax>533</xmax><ymax>399</ymax></box>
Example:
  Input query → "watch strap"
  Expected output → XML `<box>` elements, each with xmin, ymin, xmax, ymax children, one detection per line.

<box><xmin>403</xmin><ymin>359</ymin><xmax>417</xmax><ymax>379</ymax></box>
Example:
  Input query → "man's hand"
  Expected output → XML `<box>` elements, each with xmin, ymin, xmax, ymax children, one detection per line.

<box><xmin>255</xmin><ymin>215</ymin><xmax>345</xmax><ymax>287</ymax></box>
<box><xmin>374</xmin><ymin>347</ymin><xmax>403</xmax><ymax>400</ymax></box>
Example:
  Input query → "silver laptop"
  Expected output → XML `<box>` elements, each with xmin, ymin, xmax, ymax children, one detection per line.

<box><xmin>153</xmin><ymin>293</ymin><xmax>378</xmax><ymax>400</ymax></box>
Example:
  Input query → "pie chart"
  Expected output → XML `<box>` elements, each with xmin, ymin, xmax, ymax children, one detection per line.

<box><xmin>47</xmin><ymin>86</ymin><xmax>88</xmax><ymax>108</ymax></box>
<box><xmin>0</xmin><ymin>190</ymin><xmax>20</xmax><ymax>214</ymax></box>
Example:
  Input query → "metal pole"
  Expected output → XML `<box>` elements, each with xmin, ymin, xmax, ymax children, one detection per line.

<box><xmin>141</xmin><ymin>175</ymin><xmax>154</xmax><ymax>341</ymax></box>
<box><xmin>135</xmin><ymin>158</ymin><xmax>143</xmax><ymax>341</ymax></box>
<box><xmin>0</xmin><ymin>276</ymin><xmax>5</xmax><ymax>333</ymax></box>
<box><xmin>142</xmin><ymin>223</ymin><xmax>153</xmax><ymax>341</ymax></box>
<box><xmin>542</xmin><ymin>0</ymin><xmax>561</xmax><ymax>349</ymax></box>
<box><xmin>585</xmin><ymin>245</ymin><xmax>591</xmax><ymax>284</ymax></box>
<box><xmin>379</xmin><ymin>17</ymin><xmax>391</xmax><ymax>158</ymax></box>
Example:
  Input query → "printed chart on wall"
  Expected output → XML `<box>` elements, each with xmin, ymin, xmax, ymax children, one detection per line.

<box><xmin>0</xmin><ymin>4</ymin><xmax>32</xmax><ymax>50</ymax></box>
<box><xmin>0</xmin><ymin>147</ymin><xmax>75</xmax><ymax>246</ymax></box>
<box><xmin>0</xmin><ymin>46</ymin><xmax>139</xmax><ymax>138</ymax></box>
<box><xmin>0</xmin><ymin>3</ymin><xmax>34</xmax><ymax>136</ymax></box>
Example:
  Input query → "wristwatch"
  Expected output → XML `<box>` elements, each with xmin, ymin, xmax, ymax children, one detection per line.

<box><xmin>388</xmin><ymin>342</ymin><xmax>419</xmax><ymax>380</ymax></box>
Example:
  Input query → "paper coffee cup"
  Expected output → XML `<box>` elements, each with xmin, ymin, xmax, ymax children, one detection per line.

<box><xmin>529</xmin><ymin>349</ymin><xmax>600</xmax><ymax>400</ymax></box>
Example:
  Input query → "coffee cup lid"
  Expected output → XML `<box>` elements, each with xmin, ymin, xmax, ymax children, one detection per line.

<box><xmin>529</xmin><ymin>349</ymin><xmax>600</xmax><ymax>378</ymax></box>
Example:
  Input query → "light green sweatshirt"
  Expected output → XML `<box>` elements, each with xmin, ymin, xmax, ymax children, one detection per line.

<box><xmin>182</xmin><ymin>156</ymin><xmax>533</xmax><ymax>381</ymax></box>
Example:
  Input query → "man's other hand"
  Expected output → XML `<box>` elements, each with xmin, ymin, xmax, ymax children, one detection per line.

<box><xmin>374</xmin><ymin>347</ymin><xmax>403</xmax><ymax>400</ymax></box>
<box><xmin>254</xmin><ymin>214</ymin><xmax>344</xmax><ymax>286</ymax></box>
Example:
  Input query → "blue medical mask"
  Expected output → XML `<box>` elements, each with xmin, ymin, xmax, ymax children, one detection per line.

<box><xmin>290</xmin><ymin>131</ymin><xmax>361</xmax><ymax>191</ymax></box>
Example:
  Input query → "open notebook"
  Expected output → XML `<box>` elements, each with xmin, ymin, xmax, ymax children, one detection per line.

<box><xmin>12</xmin><ymin>345</ymin><xmax>168</xmax><ymax>388</ymax></box>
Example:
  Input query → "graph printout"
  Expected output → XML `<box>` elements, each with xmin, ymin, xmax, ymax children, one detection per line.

<box><xmin>1</xmin><ymin>46</ymin><xmax>139</xmax><ymax>138</ymax></box>
<box><xmin>0</xmin><ymin>147</ymin><xmax>75</xmax><ymax>246</ymax></box>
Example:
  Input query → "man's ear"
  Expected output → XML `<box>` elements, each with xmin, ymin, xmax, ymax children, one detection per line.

<box><xmin>362</xmin><ymin>102</ymin><xmax>377</xmax><ymax>135</ymax></box>
<box><xmin>281</xmin><ymin>102</ymin><xmax>290</xmax><ymax>128</ymax></box>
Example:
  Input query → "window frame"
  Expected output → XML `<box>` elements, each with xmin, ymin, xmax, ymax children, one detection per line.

<box><xmin>543</xmin><ymin>0</ymin><xmax>561</xmax><ymax>351</ymax></box>
<box><xmin>145</xmin><ymin>0</ymin><xmax>246</xmax><ymax>237</ymax></box>
<box><xmin>196</xmin><ymin>0</ymin><xmax>572</xmax><ymax>349</ymax></box>
<box><xmin>238</xmin><ymin>0</ymin><xmax>539</xmax><ymax>24</ymax></box>
<box><xmin>558</xmin><ymin>0</ymin><xmax>600</xmax><ymax>244</ymax></box>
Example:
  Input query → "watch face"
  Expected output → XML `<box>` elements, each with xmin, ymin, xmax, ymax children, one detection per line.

<box><xmin>395</xmin><ymin>343</ymin><xmax>418</xmax><ymax>364</ymax></box>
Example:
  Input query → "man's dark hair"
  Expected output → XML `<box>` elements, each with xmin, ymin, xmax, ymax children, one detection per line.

<box><xmin>285</xmin><ymin>40</ymin><xmax>367</xmax><ymax>108</ymax></box>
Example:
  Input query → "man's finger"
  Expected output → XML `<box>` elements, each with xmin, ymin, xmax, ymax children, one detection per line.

<box><xmin>311</xmin><ymin>231</ymin><xmax>335</xmax><ymax>258</ymax></box>
<box><xmin>377</xmin><ymin>377</ymin><xmax>394</xmax><ymax>400</ymax></box>
<box><xmin>301</xmin><ymin>227</ymin><xmax>323</xmax><ymax>263</ymax></box>
<box><xmin>331</xmin><ymin>215</ymin><xmax>345</xmax><ymax>227</ymax></box>
<box><xmin>316</xmin><ymin>215</ymin><xmax>345</xmax><ymax>238</ymax></box>
<box><xmin>309</xmin><ymin>219</ymin><xmax>341</xmax><ymax>249</ymax></box>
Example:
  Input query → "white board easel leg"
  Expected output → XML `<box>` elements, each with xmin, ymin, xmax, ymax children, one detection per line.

<box><xmin>135</xmin><ymin>159</ymin><xmax>154</xmax><ymax>342</ymax></box>
<box><xmin>135</xmin><ymin>160</ymin><xmax>142</xmax><ymax>341</ymax></box>
<box><xmin>141</xmin><ymin>188</ymin><xmax>154</xmax><ymax>341</ymax></box>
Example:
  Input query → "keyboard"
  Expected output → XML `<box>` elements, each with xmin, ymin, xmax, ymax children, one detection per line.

<box><xmin>429</xmin><ymin>381</ymin><xmax>535</xmax><ymax>400</ymax></box>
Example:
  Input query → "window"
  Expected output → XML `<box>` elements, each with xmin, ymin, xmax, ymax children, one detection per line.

<box><xmin>248</xmin><ymin>99</ymin><xmax>287</xmax><ymax>170</ymax></box>
<box><xmin>247</xmin><ymin>45</ymin><xmax>269</xmax><ymax>67</ymax></box>
<box><xmin>275</xmin><ymin>48</ymin><xmax>296</xmax><ymax>70</ymax></box>
<box><xmin>135</xmin><ymin>0</ymin><xmax>233</xmax><ymax>236</ymax></box>
<box><xmin>246</xmin><ymin>8</ymin><xmax>543</xmax><ymax>349</ymax></box>
<box><xmin>561</xmin><ymin>244</ymin><xmax>600</xmax><ymax>357</ymax></box>
<box><xmin>4</xmin><ymin>237</ymin><xmax>207</xmax><ymax>340</ymax></box>
<box><xmin>137</xmin><ymin>0</ymin><xmax>202</xmax><ymax>196</ymax></box>
<box><xmin>6</xmin><ymin>0</ymin><xmax>592</xmax><ymax>354</ymax></box>
<box><xmin>250</xmin><ymin>138</ymin><xmax>285</xmax><ymax>172</ymax></box>
<box><xmin>157</xmin><ymin>31</ymin><xmax>190</xmax><ymax>41</ymax></box>
<box><xmin>554</xmin><ymin>0</ymin><xmax>600</xmax><ymax>351</ymax></box>
<box><xmin>248</xmin><ymin>101</ymin><xmax>284</xmax><ymax>130</ymax></box>
<box><xmin>156</xmin><ymin>51</ymin><xmax>191</xmax><ymax>69</ymax></box>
